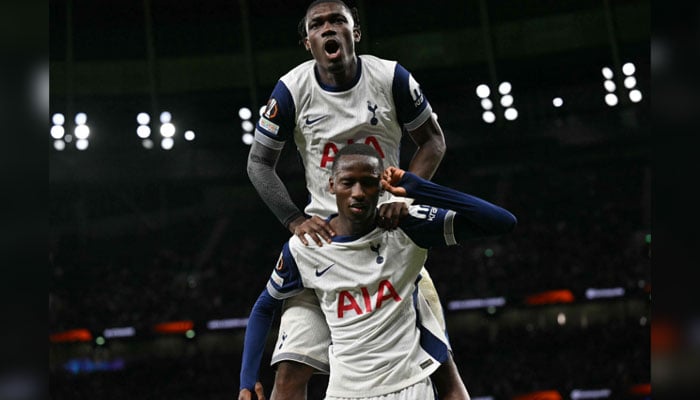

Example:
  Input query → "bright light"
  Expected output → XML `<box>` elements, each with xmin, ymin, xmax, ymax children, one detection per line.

<box><xmin>76</xmin><ymin>139</ymin><xmax>89</xmax><ymax>151</ymax></box>
<box><xmin>64</xmin><ymin>134</ymin><xmax>73</xmax><ymax>143</ymax></box>
<box><xmin>500</xmin><ymin>94</ymin><xmax>513</xmax><ymax>107</ymax></box>
<box><xmin>75</xmin><ymin>112</ymin><xmax>87</xmax><ymax>125</ymax></box>
<box><xmin>242</xmin><ymin>132</ymin><xmax>254</xmax><ymax>145</ymax></box>
<box><xmin>624</xmin><ymin>76</ymin><xmax>637</xmax><ymax>89</ymax></box>
<box><xmin>185</xmin><ymin>329</ymin><xmax>196</xmax><ymax>339</ymax></box>
<box><xmin>603</xmin><ymin>80</ymin><xmax>616</xmax><ymax>92</ymax></box>
<box><xmin>184</xmin><ymin>130</ymin><xmax>195</xmax><ymax>141</ymax></box>
<box><xmin>476</xmin><ymin>84</ymin><xmax>490</xmax><ymax>99</ymax></box>
<box><xmin>604</xmin><ymin>93</ymin><xmax>618</xmax><ymax>106</ymax></box>
<box><xmin>622</xmin><ymin>62</ymin><xmax>636</xmax><ymax>76</ymax></box>
<box><xmin>601</xmin><ymin>66</ymin><xmax>613</xmax><ymax>79</ymax></box>
<box><xmin>238</xmin><ymin>107</ymin><xmax>252</xmax><ymax>120</ymax></box>
<box><xmin>51</xmin><ymin>125</ymin><xmax>65</xmax><ymax>139</ymax></box>
<box><xmin>498</xmin><ymin>81</ymin><xmax>511</xmax><ymax>95</ymax></box>
<box><xmin>103</xmin><ymin>327</ymin><xmax>136</xmax><ymax>338</ymax></box>
<box><xmin>206</xmin><ymin>318</ymin><xmax>249</xmax><ymax>330</ymax></box>
<box><xmin>137</xmin><ymin>112</ymin><xmax>150</xmax><ymax>125</ymax></box>
<box><xmin>557</xmin><ymin>312</ymin><xmax>566</xmax><ymax>325</ymax></box>
<box><xmin>142</xmin><ymin>139</ymin><xmax>154</xmax><ymax>149</ymax></box>
<box><xmin>241</xmin><ymin>120</ymin><xmax>255</xmax><ymax>132</ymax></box>
<box><xmin>585</xmin><ymin>287</ymin><xmax>625</xmax><ymax>299</ymax></box>
<box><xmin>570</xmin><ymin>388</ymin><xmax>612</xmax><ymax>399</ymax></box>
<box><xmin>53</xmin><ymin>140</ymin><xmax>66</xmax><ymax>151</ymax></box>
<box><xmin>52</xmin><ymin>113</ymin><xmax>65</xmax><ymax>126</ymax></box>
<box><xmin>95</xmin><ymin>336</ymin><xmax>106</xmax><ymax>346</ymax></box>
<box><xmin>137</xmin><ymin>125</ymin><xmax>151</xmax><ymax>138</ymax></box>
<box><xmin>74</xmin><ymin>124</ymin><xmax>90</xmax><ymax>139</ymax></box>
<box><xmin>629</xmin><ymin>89</ymin><xmax>643</xmax><ymax>103</ymax></box>
<box><xmin>160</xmin><ymin>111</ymin><xmax>172</xmax><ymax>123</ymax></box>
<box><xmin>160</xmin><ymin>123</ymin><xmax>176</xmax><ymax>137</ymax></box>
<box><xmin>481</xmin><ymin>98</ymin><xmax>493</xmax><ymax>110</ymax></box>
<box><xmin>552</xmin><ymin>97</ymin><xmax>564</xmax><ymax>108</ymax></box>
<box><xmin>504</xmin><ymin>107</ymin><xmax>518</xmax><ymax>121</ymax></box>
<box><xmin>258</xmin><ymin>105</ymin><xmax>267</xmax><ymax>117</ymax></box>
<box><xmin>482</xmin><ymin>110</ymin><xmax>496</xmax><ymax>124</ymax></box>
<box><xmin>161</xmin><ymin>137</ymin><xmax>174</xmax><ymax>150</ymax></box>
<box><xmin>447</xmin><ymin>297</ymin><xmax>506</xmax><ymax>311</ymax></box>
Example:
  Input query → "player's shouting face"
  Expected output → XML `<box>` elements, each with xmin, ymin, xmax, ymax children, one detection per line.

<box><xmin>329</xmin><ymin>154</ymin><xmax>382</xmax><ymax>231</ymax></box>
<box><xmin>303</xmin><ymin>1</ymin><xmax>360</xmax><ymax>75</ymax></box>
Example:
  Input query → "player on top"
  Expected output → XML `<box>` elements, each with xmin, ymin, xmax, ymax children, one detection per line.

<box><xmin>245</xmin><ymin>0</ymin><xmax>467</xmax><ymax>398</ymax></box>
<box><xmin>240</xmin><ymin>144</ymin><xmax>516</xmax><ymax>399</ymax></box>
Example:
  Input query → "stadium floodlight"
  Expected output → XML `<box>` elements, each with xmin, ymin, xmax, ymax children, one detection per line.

<box><xmin>51</xmin><ymin>125</ymin><xmax>65</xmax><ymax>139</ymax></box>
<box><xmin>74</xmin><ymin>124</ymin><xmax>90</xmax><ymax>139</ymax></box>
<box><xmin>184</xmin><ymin>130</ymin><xmax>195</xmax><ymax>141</ymax></box>
<box><xmin>622</xmin><ymin>62</ymin><xmax>636</xmax><ymax>76</ymax></box>
<box><xmin>629</xmin><ymin>89</ymin><xmax>643</xmax><ymax>103</ymax></box>
<box><xmin>242</xmin><ymin>120</ymin><xmax>255</xmax><ymax>132</ymax></box>
<box><xmin>64</xmin><ymin>134</ymin><xmax>73</xmax><ymax>143</ymax></box>
<box><xmin>161</xmin><ymin>137</ymin><xmax>174</xmax><ymax>150</ymax></box>
<box><xmin>142</xmin><ymin>139</ymin><xmax>154</xmax><ymax>149</ymax></box>
<box><xmin>603</xmin><ymin>80</ymin><xmax>616</xmax><ymax>92</ymax></box>
<box><xmin>500</xmin><ymin>94</ymin><xmax>513</xmax><ymax>108</ymax></box>
<box><xmin>160</xmin><ymin>111</ymin><xmax>172</xmax><ymax>123</ymax></box>
<box><xmin>75</xmin><ymin>112</ymin><xmax>87</xmax><ymax>125</ymax></box>
<box><xmin>624</xmin><ymin>76</ymin><xmax>637</xmax><ymax>89</ymax></box>
<box><xmin>498</xmin><ymin>81</ymin><xmax>512</xmax><ymax>95</ymax></box>
<box><xmin>242</xmin><ymin>132</ymin><xmax>254</xmax><ymax>145</ymax></box>
<box><xmin>53</xmin><ymin>140</ymin><xmax>66</xmax><ymax>151</ymax></box>
<box><xmin>480</xmin><ymin>98</ymin><xmax>493</xmax><ymax>110</ymax></box>
<box><xmin>95</xmin><ymin>337</ymin><xmax>106</xmax><ymax>346</ymax></box>
<box><xmin>476</xmin><ymin>84</ymin><xmax>490</xmax><ymax>99</ymax></box>
<box><xmin>52</xmin><ymin>113</ymin><xmax>65</xmax><ymax>126</ymax></box>
<box><xmin>504</xmin><ymin>107</ymin><xmax>518</xmax><ymax>121</ymax></box>
<box><xmin>482</xmin><ymin>110</ymin><xmax>496</xmax><ymax>124</ymax></box>
<box><xmin>160</xmin><ymin>122</ymin><xmax>175</xmax><ymax>138</ymax></box>
<box><xmin>259</xmin><ymin>105</ymin><xmax>267</xmax><ymax>117</ymax></box>
<box><xmin>76</xmin><ymin>139</ymin><xmax>89</xmax><ymax>151</ymax></box>
<box><xmin>238</xmin><ymin>107</ymin><xmax>252</xmax><ymax>120</ymax></box>
<box><xmin>552</xmin><ymin>97</ymin><xmax>564</xmax><ymax>108</ymax></box>
<box><xmin>137</xmin><ymin>112</ymin><xmax>150</xmax><ymax>125</ymax></box>
<box><xmin>557</xmin><ymin>312</ymin><xmax>566</xmax><ymax>325</ymax></box>
<box><xmin>585</xmin><ymin>287</ymin><xmax>625</xmax><ymax>300</ymax></box>
<box><xmin>601</xmin><ymin>66</ymin><xmax>614</xmax><ymax>79</ymax></box>
<box><xmin>137</xmin><ymin>125</ymin><xmax>151</xmax><ymax>139</ymax></box>
<box><xmin>604</xmin><ymin>93</ymin><xmax>618</xmax><ymax>106</ymax></box>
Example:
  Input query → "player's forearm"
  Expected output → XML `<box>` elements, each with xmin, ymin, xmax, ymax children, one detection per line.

<box><xmin>240</xmin><ymin>289</ymin><xmax>281</xmax><ymax>391</ymax></box>
<box><xmin>408</xmin><ymin>138</ymin><xmax>446</xmax><ymax>180</ymax></box>
<box><xmin>247</xmin><ymin>142</ymin><xmax>305</xmax><ymax>229</ymax></box>
<box><xmin>400</xmin><ymin>172</ymin><xmax>517</xmax><ymax>236</ymax></box>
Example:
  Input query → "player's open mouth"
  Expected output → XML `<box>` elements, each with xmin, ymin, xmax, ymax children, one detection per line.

<box><xmin>324</xmin><ymin>39</ymin><xmax>341</xmax><ymax>58</ymax></box>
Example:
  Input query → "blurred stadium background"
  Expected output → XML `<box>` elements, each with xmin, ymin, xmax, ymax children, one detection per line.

<box><xmin>49</xmin><ymin>0</ymin><xmax>650</xmax><ymax>399</ymax></box>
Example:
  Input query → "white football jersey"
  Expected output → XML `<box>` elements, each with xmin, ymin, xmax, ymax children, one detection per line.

<box><xmin>266</xmin><ymin>205</ymin><xmax>456</xmax><ymax>398</ymax></box>
<box><xmin>255</xmin><ymin>54</ymin><xmax>433</xmax><ymax>218</ymax></box>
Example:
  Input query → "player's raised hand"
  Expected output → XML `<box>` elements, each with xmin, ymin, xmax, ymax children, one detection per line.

<box><xmin>377</xmin><ymin>201</ymin><xmax>408</xmax><ymax>230</ymax></box>
<box><xmin>290</xmin><ymin>215</ymin><xmax>335</xmax><ymax>246</ymax></box>
<box><xmin>238</xmin><ymin>382</ymin><xmax>266</xmax><ymax>400</ymax></box>
<box><xmin>381</xmin><ymin>167</ymin><xmax>407</xmax><ymax>197</ymax></box>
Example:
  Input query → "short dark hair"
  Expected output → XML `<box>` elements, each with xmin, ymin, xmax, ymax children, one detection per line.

<box><xmin>332</xmin><ymin>143</ymin><xmax>384</xmax><ymax>175</ymax></box>
<box><xmin>297</xmin><ymin>0</ymin><xmax>361</xmax><ymax>46</ymax></box>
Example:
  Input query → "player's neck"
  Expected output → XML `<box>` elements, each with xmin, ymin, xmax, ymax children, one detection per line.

<box><xmin>329</xmin><ymin>214</ymin><xmax>376</xmax><ymax>238</ymax></box>
<box><xmin>316</xmin><ymin>58</ymin><xmax>358</xmax><ymax>87</ymax></box>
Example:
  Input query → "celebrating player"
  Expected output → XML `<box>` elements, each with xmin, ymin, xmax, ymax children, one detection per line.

<box><xmin>240</xmin><ymin>144</ymin><xmax>516</xmax><ymax>400</ymax></box>
<box><xmin>245</xmin><ymin>0</ymin><xmax>467</xmax><ymax>398</ymax></box>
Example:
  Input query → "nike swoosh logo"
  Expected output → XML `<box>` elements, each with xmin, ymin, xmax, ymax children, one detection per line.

<box><xmin>315</xmin><ymin>263</ymin><xmax>335</xmax><ymax>277</ymax></box>
<box><xmin>305</xmin><ymin>115</ymin><xmax>327</xmax><ymax>125</ymax></box>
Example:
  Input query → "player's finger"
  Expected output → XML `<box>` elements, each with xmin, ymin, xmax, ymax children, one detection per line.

<box><xmin>254</xmin><ymin>382</ymin><xmax>266</xmax><ymax>400</ymax></box>
<box><xmin>238</xmin><ymin>389</ymin><xmax>252</xmax><ymax>400</ymax></box>
<box><xmin>295</xmin><ymin>229</ymin><xmax>309</xmax><ymax>246</ymax></box>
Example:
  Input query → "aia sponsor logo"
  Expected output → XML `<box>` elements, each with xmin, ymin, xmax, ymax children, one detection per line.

<box><xmin>336</xmin><ymin>279</ymin><xmax>401</xmax><ymax>318</ymax></box>
<box><xmin>320</xmin><ymin>137</ymin><xmax>385</xmax><ymax>168</ymax></box>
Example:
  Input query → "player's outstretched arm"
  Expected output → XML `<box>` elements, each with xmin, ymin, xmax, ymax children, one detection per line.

<box><xmin>382</xmin><ymin>167</ymin><xmax>517</xmax><ymax>238</ymax></box>
<box><xmin>406</xmin><ymin>114</ymin><xmax>446</xmax><ymax>180</ymax></box>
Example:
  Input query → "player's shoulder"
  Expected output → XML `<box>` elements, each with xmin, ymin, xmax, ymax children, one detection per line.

<box><xmin>359</xmin><ymin>54</ymin><xmax>397</xmax><ymax>71</ymax></box>
<box><xmin>280</xmin><ymin>59</ymin><xmax>316</xmax><ymax>83</ymax></box>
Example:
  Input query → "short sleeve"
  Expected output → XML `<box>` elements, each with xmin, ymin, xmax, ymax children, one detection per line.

<box><xmin>255</xmin><ymin>80</ymin><xmax>297</xmax><ymax>150</ymax></box>
<box><xmin>266</xmin><ymin>242</ymin><xmax>305</xmax><ymax>299</ymax></box>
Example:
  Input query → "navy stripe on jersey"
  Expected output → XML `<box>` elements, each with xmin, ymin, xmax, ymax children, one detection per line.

<box><xmin>266</xmin><ymin>242</ymin><xmax>304</xmax><ymax>299</ymax></box>
<box><xmin>392</xmin><ymin>63</ymin><xmax>429</xmax><ymax>128</ymax></box>
<box><xmin>413</xmin><ymin>287</ymin><xmax>449</xmax><ymax>363</ymax></box>
<box><xmin>256</xmin><ymin>80</ymin><xmax>296</xmax><ymax>142</ymax></box>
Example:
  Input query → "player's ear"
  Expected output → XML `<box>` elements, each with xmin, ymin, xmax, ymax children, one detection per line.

<box><xmin>329</xmin><ymin>177</ymin><xmax>336</xmax><ymax>194</ymax></box>
<box><xmin>304</xmin><ymin>37</ymin><xmax>311</xmax><ymax>51</ymax></box>
<box><xmin>353</xmin><ymin>28</ymin><xmax>361</xmax><ymax>43</ymax></box>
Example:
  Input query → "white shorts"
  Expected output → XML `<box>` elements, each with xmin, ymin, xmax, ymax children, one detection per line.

<box><xmin>325</xmin><ymin>377</ymin><xmax>435</xmax><ymax>400</ymax></box>
<box><xmin>270</xmin><ymin>267</ymin><xmax>449</xmax><ymax>373</ymax></box>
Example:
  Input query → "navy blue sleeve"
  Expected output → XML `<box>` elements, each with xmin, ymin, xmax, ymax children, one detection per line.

<box><xmin>392</xmin><ymin>63</ymin><xmax>431</xmax><ymax>129</ymax></box>
<box><xmin>239</xmin><ymin>289</ymin><xmax>283</xmax><ymax>391</ymax></box>
<box><xmin>256</xmin><ymin>80</ymin><xmax>297</xmax><ymax>142</ymax></box>
<box><xmin>266</xmin><ymin>242</ymin><xmax>304</xmax><ymax>299</ymax></box>
<box><xmin>399</xmin><ymin>172</ymin><xmax>517</xmax><ymax>241</ymax></box>
<box><xmin>400</xmin><ymin>205</ymin><xmax>457</xmax><ymax>248</ymax></box>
